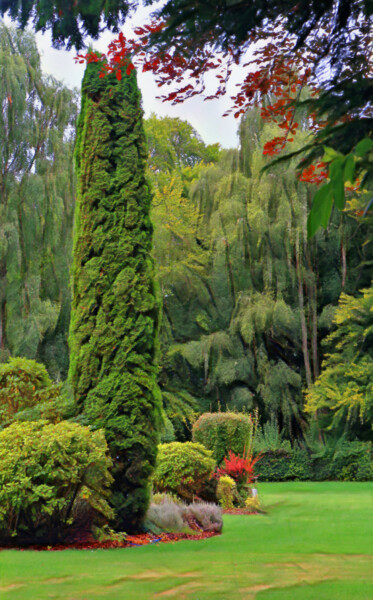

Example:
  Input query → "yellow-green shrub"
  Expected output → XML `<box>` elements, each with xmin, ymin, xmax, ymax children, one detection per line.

<box><xmin>0</xmin><ymin>420</ymin><xmax>113</xmax><ymax>545</ymax></box>
<box><xmin>216</xmin><ymin>475</ymin><xmax>236</xmax><ymax>509</ymax></box>
<box><xmin>245</xmin><ymin>495</ymin><xmax>261</xmax><ymax>513</ymax></box>
<box><xmin>0</xmin><ymin>357</ymin><xmax>65</xmax><ymax>427</ymax></box>
<box><xmin>152</xmin><ymin>442</ymin><xmax>215</xmax><ymax>501</ymax></box>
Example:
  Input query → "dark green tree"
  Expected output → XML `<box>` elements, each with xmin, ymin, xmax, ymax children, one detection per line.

<box><xmin>69</xmin><ymin>59</ymin><xmax>161</xmax><ymax>532</ymax></box>
<box><xmin>0</xmin><ymin>23</ymin><xmax>77</xmax><ymax>379</ymax></box>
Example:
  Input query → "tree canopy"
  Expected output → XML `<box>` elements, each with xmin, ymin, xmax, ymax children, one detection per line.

<box><xmin>0</xmin><ymin>22</ymin><xmax>77</xmax><ymax>378</ymax></box>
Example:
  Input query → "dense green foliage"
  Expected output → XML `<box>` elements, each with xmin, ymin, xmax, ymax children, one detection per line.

<box><xmin>305</xmin><ymin>284</ymin><xmax>373</xmax><ymax>438</ymax></box>
<box><xmin>0</xmin><ymin>23</ymin><xmax>77</xmax><ymax>379</ymax></box>
<box><xmin>69</xmin><ymin>60</ymin><xmax>161</xmax><ymax>532</ymax></box>
<box><xmin>257</xmin><ymin>442</ymin><xmax>373</xmax><ymax>482</ymax></box>
<box><xmin>0</xmin><ymin>0</ymin><xmax>132</xmax><ymax>49</ymax></box>
<box><xmin>152</xmin><ymin>442</ymin><xmax>215</xmax><ymax>501</ymax></box>
<box><xmin>0</xmin><ymin>420</ymin><xmax>113</xmax><ymax>545</ymax></box>
<box><xmin>192</xmin><ymin>412</ymin><xmax>253</xmax><ymax>464</ymax></box>
<box><xmin>0</xmin><ymin>357</ymin><xmax>63</xmax><ymax>427</ymax></box>
<box><xmin>255</xmin><ymin>421</ymin><xmax>373</xmax><ymax>481</ymax></box>
<box><xmin>152</xmin><ymin>111</ymin><xmax>372</xmax><ymax>439</ymax></box>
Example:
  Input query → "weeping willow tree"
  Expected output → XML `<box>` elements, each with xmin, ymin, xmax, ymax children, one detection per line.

<box><xmin>0</xmin><ymin>23</ymin><xmax>77</xmax><ymax>378</ymax></box>
<box><xmin>153</xmin><ymin>109</ymin><xmax>372</xmax><ymax>438</ymax></box>
<box><xmin>145</xmin><ymin>115</ymin><xmax>221</xmax><ymax>440</ymax></box>
<box><xmin>69</xmin><ymin>60</ymin><xmax>161</xmax><ymax>532</ymax></box>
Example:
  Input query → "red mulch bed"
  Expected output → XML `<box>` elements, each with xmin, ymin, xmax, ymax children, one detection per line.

<box><xmin>1</xmin><ymin>530</ymin><xmax>219</xmax><ymax>552</ymax></box>
<box><xmin>223</xmin><ymin>508</ymin><xmax>260</xmax><ymax>515</ymax></box>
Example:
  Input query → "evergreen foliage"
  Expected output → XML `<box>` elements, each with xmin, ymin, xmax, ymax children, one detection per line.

<box><xmin>152</xmin><ymin>441</ymin><xmax>216</xmax><ymax>501</ymax></box>
<box><xmin>0</xmin><ymin>420</ymin><xmax>113</xmax><ymax>545</ymax></box>
<box><xmin>0</xmin><ymin>0</ymin><xmax>132</xmax><ymax>49</ymax></box>
<box><xmin>69</xmin><ymin>60</ymin><xmax>161</xmax><ymax>532</ymax></box>
<box><xmin>193</xmin><ymin>412</ymin><xmax>254</xmax><ymax>464</ymax></box>
<box><xmin>0</xmin><ymin>357</ymin><xmax>62</xmax><ymax>427</ymax></box>
<box><xmin>0</xmin><ymin>23</ymin><xmax>77</xmax><ymax>379</ymax></box>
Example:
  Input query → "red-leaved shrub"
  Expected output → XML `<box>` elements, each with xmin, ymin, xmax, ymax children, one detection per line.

<box><xmin>217</xmin><ymin>451</ymin><xmax>261</xmax><ymax>486</ymax></box>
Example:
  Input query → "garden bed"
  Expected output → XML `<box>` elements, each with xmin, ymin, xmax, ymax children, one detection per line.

<box><xmin>223</xmin><ymin>508</ymin><xmax>261</xmax><ymax>515</ymax></box>
<box><xmin>1</xmin><ymin>530</ymin><xmax>220</xmax><ymax>552</ymax></box>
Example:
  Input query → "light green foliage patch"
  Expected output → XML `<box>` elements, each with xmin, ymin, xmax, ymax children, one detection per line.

<box><xmin>0</xmin><ymin>420</ymin><xmax>113</xmax><ymax>545</ymax></box>
<box><xmin>152</xmin><ymin>442</ymin><xmax>216</xmax><ymax>501</ymax></box>
<box><xmin>0</xmin><ymin>357</ymin><xmax>68</xmax><ymax>427</ymax></box>
<box><xmin>306</xmin><ymin>284</ymin><xmax>373</xmax><ymax>436</ymax></box>
<box><xmin>216</xmin><ymin>474</ymin><xmax>236</xmax><ymax>508</ymax></box>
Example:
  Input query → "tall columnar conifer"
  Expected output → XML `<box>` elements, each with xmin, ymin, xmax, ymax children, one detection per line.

<box><xmin>69</xmin><ymin>60</ymin><xmax>161</xmax><ymax>532</ymax></box>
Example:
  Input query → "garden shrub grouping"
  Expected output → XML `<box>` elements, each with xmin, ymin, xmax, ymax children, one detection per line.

<box><xmin>0</xmin><ymin>420</ymin><xmax>113</xmax><ymax>546</ymax></box>
<box><xmin>0</xmin><ymin>356</ymin><xmax>371</xmax><ymax>547</ymax></box>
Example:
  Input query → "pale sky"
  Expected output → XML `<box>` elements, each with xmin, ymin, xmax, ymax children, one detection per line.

<box><xmin>31</xmin><ymin>4</ymin><xmax>245</xmax><ymax>149</ymax></box>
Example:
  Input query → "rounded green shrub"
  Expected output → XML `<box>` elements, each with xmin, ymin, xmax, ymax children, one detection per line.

<box><xmin>0</xmin><ymin>420</ymin><xmax>113</xmax><ymax>545</ymax></box>
<box><xmin>0</xmin><ymin>357</ymin><xmax>63</xmax><ymax>427</ymax></box>
<box><xmin>152</xmin><ymin>442</ymin><xmax>216</xmax><ymax>501</ymax></box>
<box><xmin>192</xmin><ymin>412</ymin><xmax>253</xmax><ymax>464</ymax></box>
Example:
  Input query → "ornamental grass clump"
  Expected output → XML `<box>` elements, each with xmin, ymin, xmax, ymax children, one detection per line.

<box><xmin>145</xmin><ymin>495</ymin><xmax>222</xmax><ymax>534</ymax></box>
<box><xmin>0</xmin><ymin>420</ymin><xmax>113</xmax><ymax>546</ymax></box>
<box><xmin>185</xmin><ymin>501</ymin><xmax>222</xmax><ymax>532</ymax></box>
<box><xmin>146</xmin><ymin>496</ymin><xmax>184</xmax><ymax>532</ymax></box>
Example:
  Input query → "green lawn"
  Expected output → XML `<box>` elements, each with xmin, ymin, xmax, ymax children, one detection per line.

<box><xmin>1</xmin><ymin>482</ymin><xmax>372</xmax><ymax>599</ymax></box>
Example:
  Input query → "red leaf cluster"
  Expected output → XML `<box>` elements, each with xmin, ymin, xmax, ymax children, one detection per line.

<box><xmin>74</xmin><ymin>13</ymin><xmax>372</xmax><ymax>183</ymax></box>
<box><xmin>217</xmin><ymin>451</ymin><xmax>261</xmax><ymax>485</ymax></box>
<box><xmin>298</xmin><ymin>162</ymin><xmax>329</xmax><ymax>184</ymax></box>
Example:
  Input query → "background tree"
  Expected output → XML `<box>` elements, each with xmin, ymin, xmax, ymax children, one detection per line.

<box><xmin>145</xmin><ymin>115</ymin><xmax>220</xmax><ymax>440</ymax></box>
<box><xmin>305</xmin><ymin>284</ymin><xmax>373</xmax><ymax>440</ymax></box>
<box><xmin>68</xmin><ymin>0</ymin><xmax>373</xmax><ymax>234</ymax></box>
<box><xmin>0</xmin><ymin>23</ymin><xmax>77</xmax><ymax>379</ymax></box>
<box><xmin>69</xmin><ymin>59</ymin><xmax>162</xmax><ymax>532</ymax></box>
<box><xmin>151</xmin><ymin>110</ymin><xmax>372</xmax><ymax>438</ymax></box>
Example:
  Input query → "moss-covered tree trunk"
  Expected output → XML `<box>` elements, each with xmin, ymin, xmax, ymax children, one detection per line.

<box><xmin>69</xmin><ymin>61</ymin><xmax>161</xmax><ymax>532</ymax></box>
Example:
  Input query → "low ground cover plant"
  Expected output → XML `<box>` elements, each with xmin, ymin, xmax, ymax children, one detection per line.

<box><xmin>0</xmin><ymin>420</ymin><xmax>113</xmax><ymax>545</ymax></box>
<box><xmin>145</xmin><ymin>493</ymin><xmax>222</xmax><ymax>533</ymax></box>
